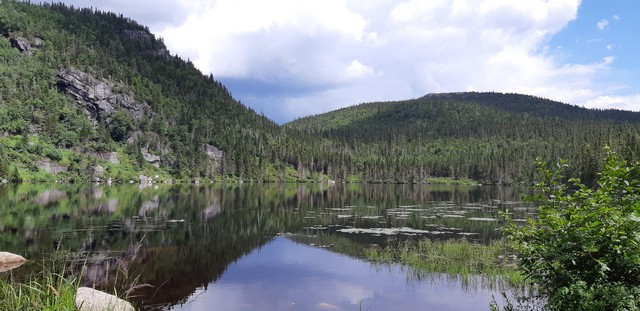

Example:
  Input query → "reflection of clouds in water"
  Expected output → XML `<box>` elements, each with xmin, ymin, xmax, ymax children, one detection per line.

<box><xmin>171</xmin><ymin>237</ymin><xmax>500</xmax><ymax>311</ymax></box>
<box><xmin>335</xmin><ymin>282</ymin><xmax>373</xmax><ymax>305</ymax></box>
<box><xmin>179</xmin><ymin>286</ymin><xmax>255</xmax><ymax>311</ymax></box>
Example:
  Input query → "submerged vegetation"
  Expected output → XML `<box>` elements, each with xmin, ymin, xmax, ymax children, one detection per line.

<box><xmin>368</xmin><ymin>150</ymin><xmax>640</xmax><ymax>310</ymax></box>
<box><xmin>368</xmin><ymin>238</ymin><xmax>523</xmax><ymax>288</ymax></box>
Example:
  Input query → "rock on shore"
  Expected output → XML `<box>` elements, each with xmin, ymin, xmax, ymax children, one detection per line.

<box><xmin>75</xmin><ymin>287</ymin><xmax>134</xmax><ymax>311</ymax></box>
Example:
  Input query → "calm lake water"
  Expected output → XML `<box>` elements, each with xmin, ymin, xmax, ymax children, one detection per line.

<box><xmin>0</xmin><ymin>183</ymin><xmax>534</xmax><ymax>310</ymax></box>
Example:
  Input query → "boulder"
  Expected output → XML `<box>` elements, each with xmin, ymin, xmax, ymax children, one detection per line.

<box><xmin>141</xmin><ymin>148</ymin><xmax>160</xmax><ymax>167</ymax></box>
<box><xmin>0</xmin><ymin>252</ymin><xmax>27</xmax><ymax>272</ymax></box>
<box><xmin>75</xmin><ymin>287</ymin><xmax>134</xmax><ymax>311</ymax></box>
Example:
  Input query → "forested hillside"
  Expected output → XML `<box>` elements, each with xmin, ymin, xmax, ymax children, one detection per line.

<box><xmin>0</xmin><ymin>1</ymin><xmax>310</xmax><ymax>182</ymax></box>
<box><xmin>1</xmin><ymin>1</ymin><xmax>639</xmax><ymax>185</ymax></box>
<box><xmin>286</xmin><ymin>92</ymin><xmax>640</xmax><ymax>185</ymax></box>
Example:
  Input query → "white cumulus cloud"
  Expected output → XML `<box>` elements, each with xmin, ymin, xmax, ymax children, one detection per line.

<box><xmin>597</xmin><ymin>19</ymin><xmax>609</xmax><ymax>30</ymax></box>
<box><xmin>38</xmin><ymin>0</ymin><xmax>640</xmax><ymax>122</ymax></box>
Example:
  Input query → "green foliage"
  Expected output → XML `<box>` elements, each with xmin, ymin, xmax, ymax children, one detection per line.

<box><xmin>0</xmin><ymin>145</ymin><xmax>8</xmax><ymax>178</ymax></box>
<box><xmin>369</xmin><ymin>238</ymin><xmax>521</xmax><ymax>287</ymax></box>
<box><xmin>504</xmin><ymin>148</ymin><xmax>640</xmax><ymax>310</ymax></box>
<box><xmin>109</xmin><ymin>109</ymin><xmax>135</xmax><ymax>142</ymax></box>
<box><xmin>287</xmin><ymin>93</ymin><xmax>640</xmax><ymax>184</ymax></box>
<box><xmin>9</xmin><ymin>166</ymin><xmax>22</xmax><ymax>183</ymax></box>
<box><xmin>0</xmin><ymin>260</ymin><xmax>78</xmax><ymax>311</ymax></box>
<box><xmin>1</xmin><ymin>1</ymin><xmax>640</xmax><ymax>184</ymax></box>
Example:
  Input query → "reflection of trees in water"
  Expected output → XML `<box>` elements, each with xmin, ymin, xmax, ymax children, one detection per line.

<box><xmin>0</xmin><ymin>183</ymin><xmax>531</xmax><ymax>309</ymax></box>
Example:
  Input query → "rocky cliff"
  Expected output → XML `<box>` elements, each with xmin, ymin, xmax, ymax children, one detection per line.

<box><xmin>56</xmin><ymin>68</ymin><xmax>151</xmax><ymax>124</ymax></box>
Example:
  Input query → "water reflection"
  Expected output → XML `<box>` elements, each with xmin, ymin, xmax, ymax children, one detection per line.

<box><xmin>174</xmin><ymin>237</ymin><xmax>498</xmax><ymax>311</ymax></box>
<box><xmin>0</xmin><ymin>183</ymin><xmax>532</xmax><ymax>310</ymax></box>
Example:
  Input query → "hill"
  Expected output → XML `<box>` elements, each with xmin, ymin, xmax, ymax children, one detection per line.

<box><xmin>286</xmin><ymin>92</ymin><xmax>640</xmax><ymax>184</ymax></box>
<box><xmin>1</xmin><ymin>1</ymin><xmax>639</xmax><ymax>185</ymax></box>
<box><xmin>0</xmin><ymin>1</ymin><xmax>306</xmax><ymax>183</ymax></box>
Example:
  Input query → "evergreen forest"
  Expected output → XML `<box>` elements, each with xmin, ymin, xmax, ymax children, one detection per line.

<box><xmin>1</xmin><ymin>1</ymin><xmax>639</xmax><ymax>185</ymax></box>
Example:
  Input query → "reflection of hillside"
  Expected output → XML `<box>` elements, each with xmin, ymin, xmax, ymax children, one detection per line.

<box><xmin>0</xmin><ymin>183</ymin><xmax>531</xmax><ymax>309</ymax></box>
<box><xmin>286</xmin><ymin>233</ymin><xmax>372</xmax><ymax>260</ymax></box>
<box><xmin>76</xmin><ymin>220</ymin><xmax>275</xmax><ymax>309</ymax></box>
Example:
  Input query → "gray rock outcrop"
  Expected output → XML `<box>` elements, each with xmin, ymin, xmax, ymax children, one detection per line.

<box><xmin>204</xmin><ymin>144</ymin><xmax>223</xmax><ymax>162</ymax></box>
<box><xmin>56</xmin><ymin>68</ymin><xmax>151</xmax><ymax>124</ymax></box>
<box><xmin>91</xmin><ymin>152</ymin><xmax>120</xmax><ymax>165</ymax></box>
<box><xmin>122</xmin><ymin>29</ymin><xmax>170</xmax><ymax>58</ymax></box>
<box><xmin>37</xmin><ymin>159</ymin><xmax>68</xmax><ymax>174</ymax></box>
<box><xmin>122</xmin><ymin>29</ymin><xmax>154</xmax><ymax>46</ymax></box>
<box><xmin>141</xmin><ymin>147</ymin><xmax>160</xmax><ymax>167</ymax></box>
<box><xmin>75</xmin><ymin>287</ymin><xmax>134</xmax><ymax>311</ymax></box>
<box><xmin>9</xmin><ymin>36</ymin><xmax>42</xmax><ymax>55</ymax></box>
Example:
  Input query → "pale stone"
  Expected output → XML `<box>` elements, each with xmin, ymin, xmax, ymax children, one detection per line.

<box><xmin>0</xmin><ymin>252</ymin><xmax>26</xmax><ymax>272</ymax></box>
<box><xmin>75</xmin><ymin>287</ymin><xmax>134</xmax><ymax>311</ymax></box>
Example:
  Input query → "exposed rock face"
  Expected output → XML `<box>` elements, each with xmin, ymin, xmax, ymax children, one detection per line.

<box><xmin>141</xmin><ymin>147</ymin><xmax>160</xmax><ymax>167</ymax></box>
<box><xmin>75</xmin><ymin>287</ymin><xmax>134</xmax><ymax>311</ymax></box>
<box><xmin>37</xmin><ymin>159</ymin><xmax>67</xmax><ymax>174</ymax></box>
<box><xmin>155</xmin><ymin>48</ymin><xmax>170</xmax><ymax>57</ymax></box>
<box><xmin>92</xmin><ymin>165</ymin><xmax>105</xmax><ymax>182</ymax></box>
<box><xmin>56</xmin><ymin>68</ymin><xmax>150</xmax><ymax>124</ymax></box>
<box><xmin>9</xmin><ymin>36</ymin><xmax>42</xmax><ymax>55</ymax></box>
<box><xmin>91</xmin><ymin>152</ymin><xmax>120</xmax><ymax>165</ymax></box>
<box><xmin>204</xmin><ymin>144</ymin><xmax>223</xmax><ymax>162</ymax></box>
<box><xmin>10</xmin><ymin>37</ymin><xmax>31</xmax><ymax>54</ymax></box>
<box><xmin>122</xmin><ymin>29</ymin><xmax>154</xmax><ymax>46</ymax></box>
<box><xmin>126</xmin><ymin>131</ymin><xmax>143</xmax><ymax>145</ymax></box>
<box><xmin>122</xmin><ymin>29</ymin><xmax>170</xmax><ymax>58</ymax></box>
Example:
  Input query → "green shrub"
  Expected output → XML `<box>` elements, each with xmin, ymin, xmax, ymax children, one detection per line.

<box><xmin>44</xmin><ymin>147</ymin><xmax>62</xmax><ymax>161</ymax></box>
<box><xmin>504</xmin><ymin>147</ymin><xmax>640</xmax><ymax>310</ymax></box>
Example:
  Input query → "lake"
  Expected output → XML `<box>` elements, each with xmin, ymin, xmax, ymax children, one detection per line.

<box><xmin>0</xmin><ymin>183</ymin><xmax>534</xmax><ymax>310</ymax></box>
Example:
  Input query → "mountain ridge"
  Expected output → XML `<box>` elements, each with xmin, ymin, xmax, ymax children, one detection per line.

<box><xmin>1</xmin><ymin>1</ymin><xmax>639</xmax><ymax>185</ymax></box>
<box><xmin>287</xmin><ymin>91</ymin><xmax>640</xmax><ymax>132</ymax></box>
<box><xmin>285</xmin><ymin>91</ymin><xmax>640</xmax><ymax>184</ymax></box>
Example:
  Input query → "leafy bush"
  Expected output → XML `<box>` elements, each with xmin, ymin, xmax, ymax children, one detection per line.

<box><xmin>44</xmin><ymin>147</ymin><xmax>62</xmax><ymax>161</ymax></box>
<box><xmin>505</xmin><ymin>147</ymin><xmax>640</xmax><ymax>310</ymax></box>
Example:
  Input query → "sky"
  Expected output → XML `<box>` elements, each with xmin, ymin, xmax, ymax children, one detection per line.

<box><xmin>42</xmin><ymin>0</ymin><xmax>640</xmax><ymax>124</ymax></box>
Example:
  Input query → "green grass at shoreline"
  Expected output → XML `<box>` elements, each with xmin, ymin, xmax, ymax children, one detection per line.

<box><xmin>368</xmin><ymin>238</ymin><xmax>524</xmax><ymax>287</ymax></box>
<box><xmin>0</xmin><ymin>269</ymin><xmax>78</xmax><ymax>310</ymax></box>
<box><xmin>426</xmin><ymin>177</ymin><xmax>480</xmax><ymax>185</ymax></box>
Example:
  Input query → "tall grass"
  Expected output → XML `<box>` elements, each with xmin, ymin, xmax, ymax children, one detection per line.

<box><xmin>369</xmin><ymin>238</ymin><xmax>524</xmax><ymax>288</ymax></box>
<box><xmin>0</xmin><ymin>264</ymin><xmax>78</xmax><ymax>310</ymax></box>
<box><xmin>0</xmin><ymin>252</ymin><xmax>146</xmax><ymax>310</ymax></box>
